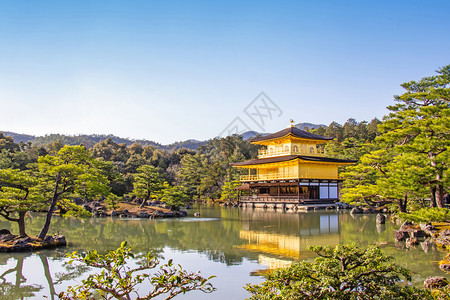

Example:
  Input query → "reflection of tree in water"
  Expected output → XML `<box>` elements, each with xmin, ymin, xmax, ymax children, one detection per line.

<box><xmin>0</xmin><ymin>255</ymin><xmax>42</xmax><ymax>299</ymax></box>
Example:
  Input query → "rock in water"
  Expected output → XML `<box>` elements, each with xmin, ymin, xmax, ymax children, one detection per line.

<box><xmin>376</xmin><ymin>214</ymin><xmax>386</xmax><ymax>224</ymax></box>
<box><xmin>424</xmin><ymin>276</ymin><xmax>449</xmax><ymax>289</ymax></box>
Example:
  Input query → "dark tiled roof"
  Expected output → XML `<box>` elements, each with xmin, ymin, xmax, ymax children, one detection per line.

<box><xmin>231</xmin><ymin>155</ymin><xmax>356</xmax><ymax>166</ymax></box>
<box><xmin>250</xmin><ymin>126</ymin><xmax>333</xmax><ymax>142</ymax></box>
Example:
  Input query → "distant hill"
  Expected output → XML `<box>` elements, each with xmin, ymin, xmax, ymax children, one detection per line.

<box><xmin>0</xmin><ymin>131</ymin><xmax>205</xmax><ymax>151</ymax></box>
<box><xmin>241</xmin><ymin>122</ymin><xmax>325</xmax><ymax>140</ymax></box>
<box><xmin>2</xmin><ymin>131</ymin><xmax>36</xmax><ymax>143</ymax></box>
<box><xmin>295</xmin><ymin>122</ymin><xmax>326</xmax><ymax>130</ymax></box>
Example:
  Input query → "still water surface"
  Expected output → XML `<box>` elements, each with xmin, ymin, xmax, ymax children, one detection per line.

<box><xmin>0</xmin><ymin>205</ymin><xmax>448</xmax><ymax>299</ymax></box>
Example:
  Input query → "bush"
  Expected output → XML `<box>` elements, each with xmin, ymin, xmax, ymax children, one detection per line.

<box><xmin>244</xmin><ymin>243</ymin><xmax>431</xmax><ymax>299</ymax></box>
<box><xmin>398</xmin><ymin>207</ymin><xmax>450</xmax><ymax>223</ymax></box>
<box><xmin>58</xmin><ymin>242</ymin><xmax>215</xmax><ymax>299</ymax></box>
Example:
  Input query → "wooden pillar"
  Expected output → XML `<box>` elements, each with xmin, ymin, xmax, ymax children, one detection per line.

<box><xmin>298</xmin><ymin>182</ymin><xmax>300</xmax><ymax>204</ymax></box>
<box><xmin>278</xmin><ymin>184</ymin><xmax>280</xmax><ymax>202</ymax></box>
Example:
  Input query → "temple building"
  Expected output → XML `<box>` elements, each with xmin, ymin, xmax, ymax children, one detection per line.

<box><xmin>231</xmin><ymin>121</ymin><xmax>355</xmax><ymax>206</ymax></box>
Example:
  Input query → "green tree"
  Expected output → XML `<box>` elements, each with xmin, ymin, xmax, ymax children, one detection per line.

<box><xmin>37</xmin><ymin>145</ymin><xmax>110</xmax><ymax>239</ymax></box>
<box><xmin>58</xmin><ymin>242</ymin><xmax>215</xmax><ymax>300</ymax></box>
<box><xmin>342</xmin><ymin>66</ymin><xmax>449</xmax><ymax>211</ymax></box>
<box><xmin>161</xmin><ymin>184</ymin><xmax>189</xmax><ymax>210</ymax></box>
<box><xmin>378</xmin><ymin>65</ymin><xmax>449</xmax><ymax>207</ymax></box>
<box><xmin>0</xmin><ymin>169</ymin><xmax>46</xmax><ymax>236</ymax></box>
<box><xmin>130</xmin><ymin>165</ymin><xmax>165</xmax><ymax>208</ymax></box>
<box><xmin>245</xmin><ymin>243</ymin><xmax>431</xmax><ymax>299</ymax></box>
<box><xmin>220</xmin><ymin>180</ymin><xmax>241</xmax><ymax>202</ymax></box>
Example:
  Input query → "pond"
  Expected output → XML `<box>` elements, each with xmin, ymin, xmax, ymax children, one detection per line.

<box><xmin>0</xmin><ymin>205</ymin><xmax>448</xmax><ymax>299</ymax></box>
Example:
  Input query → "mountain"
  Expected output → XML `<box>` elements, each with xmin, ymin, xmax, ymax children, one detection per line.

<box><xmin>2</xmin><ymin>131</ymin><xmax>36</xmax><ymax>143</ymax></box>
<box><xmin>0</xmin><ymin>131</ymin><xmax>205</xmax><ymax>151</ymax></box>
<box><xmin>295</xmin><ymin>122</ymin><xmax>326</xmax><ymax>130</ymax></box>
<box><xmin>241</xmin><ymin>122</ymin><xmax>325</xmax><ymax>140</ymax></box>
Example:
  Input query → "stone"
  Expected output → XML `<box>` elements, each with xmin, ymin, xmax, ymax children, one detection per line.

<box><xmin>424</xmin><ymin>276</ymin><xmax>449</xmax><ymax>289</ymax></box>
<box><xmin>194</xmin><ymin>212</ymin><xmax>200</xmax><ymax>217</ymax></box>
<box><xmin>376</xmin><ymin>214</ymin><xmax>386</xmax><ymax>224</ymax></box>
<box><xmin>185</xmin><ymin>204</ymin><xmax>191</xmax><ymax>209</ymax></box>
<box><xmin>363</xmin><ymin>208</ymin><xmax>373</xmax><ymax>214</ymax></box>
<box><xmin>177</xmin><ymin>210</ymin><xmax>188</xmax><ymax>217</ymax></box>
<box><xmin>410</xmin><ymin>230</ymin><xmax>426</xmax><ymax>238</ymax></box>
<box><xmin>405</xmin><ymin>237</ymin><xmax>419</xmax><ymax>247</ymax></box>
<box><xmin>82</xmin><ymin>204</ymin><xmax>92</xmax><ymax>212</ymax></box>
<box><xmin>152</xmin><ymin>210</ymin><xmax>166</xmax><ymax>218</ymax></box>
<box><xmin>111</xmin><ymin>210</ymin><xmax>118</xmax><ymax>217</ymax></box>
<box><xmin>439</xmin><ymin>264</ymin><xmax>450</xmax><ymax>273</ymax></box>
<box><xmin>440</xmin><ymin>229</ymin><xmax>450</xmax><ymax>238</ymax></box>
<box><xmin>137</xmin><ymin>212</ymin><xmax>150</xmax><ymax>218</ymax></box>
<box><xmin>420</xmin><ymin>223</ymin><xmax>436</xmax><ymax>236</ymax></box>
<box><xmin>350</xmin><ymin>207</ymin><xmax>363</xmax><ymax>214</ymax></box>
<box><xmin>400</xmin><ymin>221</ymin><xmax>413</xmax><ymax>230</ymax></box>
<box><xmin>92</xmin><ymin>201</ymin><xmax>102</xmax><ymax>207</ymax></box>
<box><xmin>122</xmin><ymin>209</ymin><xmax>129</xmax><ymax>215</ymax></box>
<box><xmin>0</xmin><ymin>229</ymin><xmax>11</xmax><ymax>235</ymax></box>
<box><xmin>394</xmin><ymin>230</ymin><xmax>409</xmax><ymax>242</ymax></box>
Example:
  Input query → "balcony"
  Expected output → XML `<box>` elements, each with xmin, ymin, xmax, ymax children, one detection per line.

<box><xmin>258</xmin><ymin>148</ymin><xmax>325</xmax><ymax>159</ymax></box>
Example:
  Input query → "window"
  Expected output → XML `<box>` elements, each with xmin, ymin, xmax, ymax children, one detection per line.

<box><xmin>293</xmin><ymin>145</ymin><xmax>298</xmax><ymax>152</ymax></box>
<box><xmin>310</xmin><ymin>147</ymin><xmax>314</xmax><ymax>154</ymax></box>
<box><xmin>284</xmin><ymin>145</ymin><xmax>289</xmax><ymax>152</ymax></box>
<box><xmin>270</xmin><ymin>148</ymin><xmax>274</xmax><ymax>154</ymax></box>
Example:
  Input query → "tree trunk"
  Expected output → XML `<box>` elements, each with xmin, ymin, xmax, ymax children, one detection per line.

<box><xmin>18</xmin><ymin>211</ymin><xmax>27</xmax><ymax>237</ymax></box>
<box><xmin>436</xmin><ymin>184</ymin><xmax>445</xmax><ymax>208</ymax></box>
<box><xmin>430</xmin><ymin>186</ymin><xmax>437</xmax><ymax>207</ymax></box>
<box><xmin>139</xmin><ymin>198</ymin><xmax>146</xmax><ymax>209</ymax></box>
<box><xmin>398</xmin><ymin>195</ymin><xmax>407</xmax><ymax>213</ymax></box>
<box><xmin>38</xmin><ymin>174</ymin><xmax>60</xmax><ymax>240</ymax></box>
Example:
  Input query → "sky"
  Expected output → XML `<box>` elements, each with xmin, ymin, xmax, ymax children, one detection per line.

<box><xmin>0</xmin><ymin>0</ymin><xmax>449</xmax><ymax>144</ymax></box>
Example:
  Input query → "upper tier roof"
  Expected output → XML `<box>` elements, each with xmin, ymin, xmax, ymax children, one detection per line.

<box><xmin>250</xmin><ymin>126</ymin><xmax>333</xmax><ymax>143</ymax></box>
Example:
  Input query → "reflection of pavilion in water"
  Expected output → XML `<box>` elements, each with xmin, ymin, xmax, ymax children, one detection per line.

<box><xmin>236</xmin><ymin>213</ymin><xmax>340</xmax><ymax>269</ymax></box>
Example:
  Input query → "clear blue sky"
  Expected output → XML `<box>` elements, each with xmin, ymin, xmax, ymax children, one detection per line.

<box><xmin>0</xmin><ymin>0</ymin><xmax>449</xmax><ymax>144</ymax></box>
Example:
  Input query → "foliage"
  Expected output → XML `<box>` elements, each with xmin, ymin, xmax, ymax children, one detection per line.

<box><xmin>398</xmin><ymin>207</ymin><xmax>450</xmax><ymax>223</ymax></box>
<box><xmin>58</xmin><ymin>241</ymin><xmax>215</xmax><ymax>300</ymax></box>
<box><xmin>0</xmin><ymin>169</ymin><xmax>46</xmax><ymax>236</ymax></box>
<box><xmin>130</xmin><ymin>165</ymin><xmax>165</xmax><ymax>207</ymax></box>
<box><xmin>36</xmin><ymin>145</ymin><xmax>111</xmax><ymax>239</ymax></box>
<box><xmin>244</xmin><ymin>243</ymin><xmax>431</xmax><ymax>299</ymax></box>
<box><xmin>161</xmin><ymin>184</ymin><xmax>189</xmax><ymax>210</ymax></box>
<box><xmin>341</xmin><ymin>65</ymin><xmax>449</xmax><ymax>211</ymax></box>
<box><xmin>220</xmin><ymin>180</ymin><xmax>241</xmax><ymax>202</ymax></box>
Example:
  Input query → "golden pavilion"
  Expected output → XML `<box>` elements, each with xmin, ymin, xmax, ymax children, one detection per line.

<box><xmin>232</xmin><ymin>121</ymin><xmax>355</xmax><ymax>206</ymax></box>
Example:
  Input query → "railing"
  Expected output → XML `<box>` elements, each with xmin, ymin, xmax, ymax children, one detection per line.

<box><xmin>239</xmin><ymin>173</ymin><xmax>341</xmax><ymax>181</ymax></box>
<box><xmin>258</xmin><ymin>148</ymin><xmax>325</xmax><ymax>159</ymax></box>
<box><xmin>240</xmin><ymin>172</ymin><xmax>299</xmax><ymax>181</ymax></box>
<box><xmin>240</xmin><ymin>195</ymin><xmax>330</xmax><ymax>203</ymax></box>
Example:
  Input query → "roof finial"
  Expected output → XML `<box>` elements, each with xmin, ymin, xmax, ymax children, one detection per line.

<box><xmin>289</xmin><ymin>119</ymin><xmax>295</xmax><ymax>127</ymax></box>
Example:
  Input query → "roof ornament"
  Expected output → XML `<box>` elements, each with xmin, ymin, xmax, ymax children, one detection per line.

<box><xmin>289</xmin><ymin>119</ymin><xmax>295</xmax><ymax>127</ymax></box>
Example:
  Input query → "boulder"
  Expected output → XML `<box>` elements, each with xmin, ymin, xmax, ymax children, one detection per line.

<box><xmin>394</xmin><ymin>230</ymin><xmax>409</xmax><ymax>242</ymax></box>
<box><xmin>185</xmin><ymin>204</ymin><xmax>191</xmax><ymax>209</ymax></box>
<box><xmin>410</xmin><ymin>230</ymin><xmax>426</xmax><ymax>238</ymax></box>
<box><xmin>350</xmin><ymin>207</ymin><xmax>363</xmax><ymax>214</ymax></box>
<box><xmin>376</xmin><ymin>214</ymin><xmax>386</xmax><ymax>224</ymax></box>
<box><xmin>439</xmin><ymin>263</ymin><xmax>450</xmax><ymax>273</ymax></box>
<box><xmin>194</xmin><ymin>212</ymin><xmax>200</xmax><ymax>217</ymax></box>
<box><xmin>82</xmin><ymin>204</ymin><xmax>92</xmax><ymax>212</ymax></box>
<box><xmin>0</xmin><ymin>229</ymin><xmax>11</xmax><ymax>235</ymax></box>
<box><xmin>363</xmin><ymin>208</ymin><xmax>374</xmax><ymax>214</ymax></box>
<box><xmin>137</xmin><ymin>212</ymin><xmax>150</xmax><ymax>218</ymax></box>
<box><xmin>151</xmin><ymin>210</ymin><xmax>166</xmax><ymax>218</ymax></box>
<box><xmin>177</xmin><ymin>210</ymin><xmax>188</xmax><ymax>217</ymax></box>
<box><xmin>420</xmin><ymin>223</ymin><xmax>437</xmax><ymax>236</ymax></box>
<box><xmin>405</xmin><ymin>237</ymin><xmax>419</xmax><ymax>247</ymax></box>
<box><xmin>111</xmin><ymin>210</ymin><xmax>118</xmax><ymax>217</ymax></box>
<box><xmin>92</xmin><ymin>201</ymin><xmax>102</xmax><ymax>207</ymax></box>
<box><xmin>400</xmin><ymin>221</ymin><xmax>413</xmax><ymax>230</ymax></box>
<box><xmin>424</xmin><ymin>276</ymin><xmax>449</xmax><ymax>289</ymax></box>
